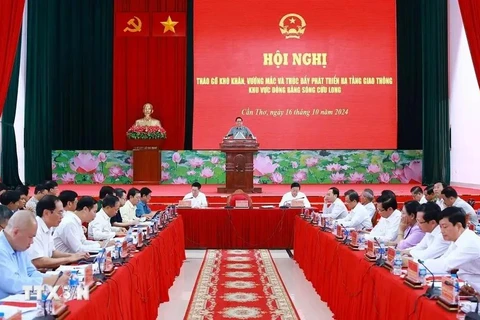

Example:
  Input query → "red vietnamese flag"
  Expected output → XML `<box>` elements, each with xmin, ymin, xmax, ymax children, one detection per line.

<box><xmin>115</xmin><ymin>12</ymin><xmax>149</xmax><ymax>37</ymax></box>
<box><xmin>152</xmin><ymin>12</ymin><xmax>186</xmax><ymax>37</ymax></box>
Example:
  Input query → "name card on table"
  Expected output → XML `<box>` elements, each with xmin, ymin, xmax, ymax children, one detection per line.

<box><xmin>137</xmin><ymin>231</ymin><xmax>144</xmax><ymax>248</ymax></box>
<box><xmin>318</xmin><ymin>216</ymin><xmax>325</xmax><ymax>228</ymax></box>
<box><xmin>350</xmin><ymin>231</ymin><xmax>358</xmax><ymax>246</ymax></box>
<box><xmin>178</xmin><ymin>200</ymin><xmax>191</xmax><ymax>208</ymax></box>
<box><xmin>104</xmin><ymin>251</ymin><xmax>114</xmax><ymax>274</ymax></box>
<box><xmin>366</xmin><ymin>240</ymin><xmax>376</xmax><ymax>257</ymax></box>
<box><xmin>235</xmin><ymin>200</ymin><xmax>249</xmax><ymax>208</ymax></box>
<box><xmin>291</xmin><ymin>199</ymin><xmax>305</xmax><ymax>208</ymax></box>
<box><xmin>406</xmin><ymin>260</ymin><xmax>420</xmax><ymax>284</ymax></box>
<box><xmin>439</xmin><ymin>281</ymin><xmax>456</xmax><ymax>305</ymax></box>
<box><xmin>386</xmin><ymin>247</ymin><xmax>396</xmax><ymax>265</ymax></box>
<box><xmin>335</xmin><ymin>224</ymin><xmax>343</xmax><ymax>238</ymax></box>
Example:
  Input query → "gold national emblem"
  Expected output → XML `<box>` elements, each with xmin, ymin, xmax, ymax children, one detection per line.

<box><xmin>123</xmin><ymin>16</ymin><xmax>142</xmax><ymax>33</ymax></box>
<box><xmin>279</xmin><ymin>13</ymin><xmax>306</xmax><ymax>39</ymax></box>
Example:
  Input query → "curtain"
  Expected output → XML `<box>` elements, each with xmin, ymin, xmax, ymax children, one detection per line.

<box><xmin>458</xmin><ymin>0</ymin><xmax>480</xmax><ymax>90</ymax></box>
<box><xmin>24</xmin><ymin>0</ymin><xmax>114</xmax><ymax>185</ymax></box>
<box><xmin>0</xmin><ymin>0</ymin><xmax>25</xmax><ymax>116</ymax></box>
<box><xmin>396</xmin><ymin>0</ymin><xmax>423</xmax><ymax>150</ymax></box>
<box><xmin>184</xmin><ymin>0</ymin><xmax>194</xmax><ymax>149</ymax></box>
<box><xmin>113</xmin><ymin>0</ymin><xmax>187</xmax><ymax>151</ymax></box>
<box><xmin>1</xmin><ymin>41</ymin><xmax>23</xmax><ymax>187</ymax></box>
<box><xmin>421</xmin><ymin>0</ymin><xmax>450</xmax><ymax>184</ymax></box>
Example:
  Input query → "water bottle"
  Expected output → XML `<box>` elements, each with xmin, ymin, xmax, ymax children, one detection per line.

<box><xmin>66</xmin><ymin>270</ymin><xmax>79</xmax><ymax>300</ymax></box>
<box><xmin>36</xmin><ymin>285</ymin><xmax>52</xmax><ymax>315</ymax></box>
<box><xmin>451</xmin><ymin>274</ymin><xmax>465</xmax><ymax>319</ymax></box>
<box><xmin>358</xmin><ymin>234</ymin><xmax>366</xmax><ymax>250</ymax></box>
<box><xmin>392</xmin><ymin>250</ymin><xmax>403</xmax><ymax>276</ymax></box>
<box><xmin>475</xmin><ymin>223</ymin><xmax>480</xmax><ymax>235</ymax></box>
<box><xmin>98</xmin><ymin>249</ymin><xmax>106</xmax><ymax>272</ymax></box>
<box><xmin>418</xmin><ymin>266</ymin><xmax>427</xmax><ymax>286</ymax></box>
<box><xmin>132</xmin><ymin>232</ymin><xmax>138</xmax><ymax>245</ymax></box>
<box><xmin>126</xmin><ymin>229</ymin><xmax>133</xmax><ymax>244</ymax></box>
<box><xmin>115</xmin><ymin>240</ymin><xmax>122</xmax><ymax>259</ymax></box>
<box><xmin>331</xmin><ymin>220</ymin><xmax>338</xmax><ymax>235</ymax></box>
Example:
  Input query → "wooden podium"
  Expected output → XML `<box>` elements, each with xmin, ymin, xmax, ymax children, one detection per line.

<box><xmin>217</xmin><ymin>139</ymin><xmax>262</xmax><ymax>194</ymax></box>
<box><xmin>127</xmin><ymin>138</ymin><xmax>164</xmax><ymax>184</ymax></box>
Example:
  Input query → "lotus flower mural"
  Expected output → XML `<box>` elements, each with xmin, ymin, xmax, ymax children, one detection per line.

<box><xmin>52</xmin><ymin>149</ymin><xmax>423</xmax><ymax>185</ymax></box>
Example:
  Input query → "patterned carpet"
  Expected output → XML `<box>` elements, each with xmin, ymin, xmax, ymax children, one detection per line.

<box><xmin>184</xmin><ymin>249</ymin><xmax>300</xmax><ymax>320</ymax></box>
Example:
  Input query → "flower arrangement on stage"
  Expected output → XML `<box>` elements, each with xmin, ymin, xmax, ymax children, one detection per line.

<box><xmin>126</xmin><ymin>125</ymin><xmax>167</xmax><ymax>140</ymax></box>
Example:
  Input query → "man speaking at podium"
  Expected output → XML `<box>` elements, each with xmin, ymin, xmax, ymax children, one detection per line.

<box><xmin>225</xmin><ymin>117</ymin><xmax>254</xmax><ymax>139</ymax></box>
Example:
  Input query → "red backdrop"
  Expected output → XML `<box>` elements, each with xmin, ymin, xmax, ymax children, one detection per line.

<box><xmin>0</xmin><ymin>0</ymin><xmax>25</xmax><ymax>116</ymax></box>
<box><xmin>459</xmin><ymin>0</ymin><xmax>480</xmax><ymax>90</ymax></box>
<box><xmin>193</xmin><ymin>0</ymin><xmax>397</xmax><ymax>149</ymax></box>
<box><xmin>113</xmin><ymin>0</ymin><xmax>186</xmax><ymax>150</ymax></box>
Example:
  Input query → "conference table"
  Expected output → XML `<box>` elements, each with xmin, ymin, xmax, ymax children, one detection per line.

<box><xmin>294</xmin><ymin>216</ymin><xmax>456</xmax><ymax>320</ymax></box>
<box><xmin>65</xmin><ymin>216</ymin><xmax>186</xmax><ymax>319</ymax></box>
<box><xmin>178</xmin><ymin>207</ymin><xmax>305</xmax><ymax>249</ymax></box>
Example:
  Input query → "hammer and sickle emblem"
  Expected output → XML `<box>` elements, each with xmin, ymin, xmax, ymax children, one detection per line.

<box><xmin>123</xmin><ymin>16</ymin><xmax>142</xmax><ymax>33</ymax></box>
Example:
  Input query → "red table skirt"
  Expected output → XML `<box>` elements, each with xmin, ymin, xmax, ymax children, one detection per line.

<box><xmin>293</xmin><ymin>217</ymin><xmax>455</xmax><ymax>320</ymax></box>
<box><xmin>179</xmin><ymin>208</ymin><xmax>302</xmax><ymax>249</ymax></box>
<box><xmin>66</xmin><ymin>216</ymin><xmax>186</xmax><ymax>320</ymax></box>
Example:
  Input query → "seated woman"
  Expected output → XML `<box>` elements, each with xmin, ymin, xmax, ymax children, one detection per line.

<box><xmin>226</xmin><ymin>189</ymin><xmax>253</xmax><ymax>208</ymax></box>
<box><xmin>388</xmin><ymin>200</ymin><xmax>425</xmax><ymax>249</ymax></box>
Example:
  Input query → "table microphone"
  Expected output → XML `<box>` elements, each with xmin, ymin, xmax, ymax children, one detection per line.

<box><xmin>340</xmin><ymin>224</ymin><xmax>351</xmax><ymax>245</ymax></box>
<box><xmin>33</xmin><ymin>271</ymin><xmax>64</xmax><ymax>320</ymax></box>
<box><xmin>279</xmin><ymin>200</ymin><xmax>290</xmax><ymax>209</ymax></box>
<box><xmin>417</xmin><ymin>259</ymin><xmax>441</xmax><ymax>299</ymax></box>
<box><xmin>373</xmin><ymin>237</ymin><xmax>385</xmax><ymax>266</ymax></box>
<box><xmin>465</xmin><ymin>295</ymin><xmax>480</xmax><ymax>320</ymax></box>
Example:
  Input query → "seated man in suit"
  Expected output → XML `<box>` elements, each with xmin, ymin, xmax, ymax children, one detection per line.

<box><xmin>226</xmin><ymin>189</ymin><xmax>253</xmax><ymax>208</ymax></box>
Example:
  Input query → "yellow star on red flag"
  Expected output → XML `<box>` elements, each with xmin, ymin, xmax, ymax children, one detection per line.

<box><xmin>160</xmin><ymin>16</ymin><xmax>178</xmax><ymax>33</ymax></box>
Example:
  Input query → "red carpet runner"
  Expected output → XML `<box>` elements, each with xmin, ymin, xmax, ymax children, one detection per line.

<box><xmin>184</xmin><ymin>249</ymin><xmax>300</xmax><ymax>319</ymax></box>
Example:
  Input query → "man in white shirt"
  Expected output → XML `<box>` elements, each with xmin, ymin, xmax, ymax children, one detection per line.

<box><xmin>59</xmin><ymin>190</ymin><xmax>87</xmax><ymax>234</ymax></box>
<box><xmin>54</xmin><ymin>196</ymin><xmax>101</xmax><ymax>253</ymax></box>
<box><xmin>183</xmin><ymin>182</ymin><xmax>208</xmax><ymax>208</ymax></box>
<box><xmin>433</xmin><ymin>182</ymin><xmax>447</xmax><ymax>210</ymax></box>
<box><xmin>279</xmin><ymin>182</ymin><xmax>311</xmax><ymax>207</ymax></box>
<box><xmin>360</xmin><ymin>189</ymin><xmax>376</xmax><ymax>220</ymax></box>
<box><xmin>423</xmin><ymin>185</ymin><xmax>435</xmax><ymax>202</ymax></box>
<box><xmin>44</xmin><ymin>180</ymin><xmax>59</xmax><ymax>196</ymax></box>
<box><xmin>405</xmin><ymin>202</ymin><xmax>450</xmax><ymax>260</ymax></box>
<box><xmin>364</xmin><ymin>194</ymin><xmax>401</xmax><ymax>242</ymax></box>
<box><xmin>27</xmin><ymin>195</ymin><xmax>88</xmax><ymax>269</ymax></box>
<box><xmin>89</xmin><ymin>195</ymin><xmax>126</xmax><ymax>241</ymax></box>
<box><xmin>322</xmin><ymin>187</ymin><xmax>347</xmax><ymax>219</ymax></box>
<box><xmin>411</xmin><ymin>186</ymin><xmax>427</xmax><ymax>204</ymax></box>
<box><xmin>424</xmin><ymin>207</ymin><xmax>480</xmax><ymax>291</ymax></box>
<box><xmin>441</xmin><ymin>186</ymin><xmax>478</xmax><ymax>224</ymax></box>
<box><xmin>25</xmin><ymin>184</ymin><xmax>47</xmax><ymax>214</ymax></box>
<box><xmin>337</xmin><ymin>190</ymin><xmax>372</xmax><ymax>230</ymax></box>
<box><xmin>120</xmin><ymin>188</ymin><xmax>142</xmax><ymax>222</ymax></box>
